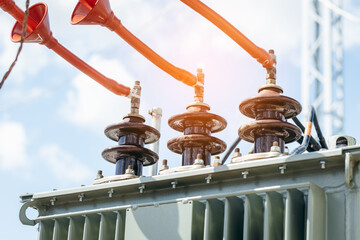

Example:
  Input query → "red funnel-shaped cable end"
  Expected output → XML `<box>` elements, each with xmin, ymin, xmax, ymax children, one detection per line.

<box><xmin>10</xmin><ymin>3</ymin><xmax>56</xmax><ymax>48</ymax></box>
<box><xmin>71</xmin><ymin>0</ymin><xmax>113</xmax><ymax>27</ymax></box>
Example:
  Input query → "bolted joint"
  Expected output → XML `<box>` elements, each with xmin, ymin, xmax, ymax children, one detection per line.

<box><xmin>125</xmin><ymin>165</ymin><xmax>135</xmax><ymax>175</ymax></box>
<box><xmin>50</xmin><ymin>197</ymin><xmax>56</xmax><ymax>206</ymax></box>
<box><xmin>194</xmin><ymin>68</ymin><xmax>205</xmax><ymax>103</ymax></box>
<box><xmin>270</xmin><ymin>141</ymin><xmax>281</xmax><ymax>153</ymax></box>
<box><xmin>320</xmin><ymin>160</ymin><xmax>327</xmax><ymax>169</ymax></box>
<box><xmin>233</xmin><ymin>148</ymin><xmax>242</xmax><ymax>159</ymax></box>
<box><xmin>213</xmin><ymin>156</ymin><xmax>221</xmax><ymax>167</ymax></box>
<box><xmin>130</xmin><ymin>81</ymin><xmax>141</xmax><ymax>114</ymax></box>
<box><xmin>171</xmin><ymin>180</ymin><xmax>178</xmax><ymax>189</ymax></box>
<box><xmin>138</xmin><ymin>184</ymin><xmax>145</xmax><ymax>194</ymax></box>
<box><xmin>266</xmin><ymin>49</ymin><xmax>277</xmax><ymax>85</ymax></box>
<box><xmin>78</xmin><ymin>193</ymin><xmax>84</xmax><ymax>202</ymax></box>
<box><xmin>205</xmin><ymin>174</ymin><xmax>212</xmax><ymax>184</ymax></box>
<box><xmin>194</xmin><ymin>154</ymin><xmax>204</xmax><ymax>166</ymax></box>
<box><xmin>242</xmin><ymin>170</ymin><xmax>249</xmax><ymax>179</ymax></box>
<box><xmin>160</xmin><ymin>159</ymin><xmax>169</xmax><ymax>171</ymax></box>
<box><xmin>108</xmin><ymin>189</ymin><xmax>114</xmax><ymax>198</ymax></box>
<box><xmin>94</xmin><ymin>170</ymin><xmax>104</xmax><ymax>180</ymax></box>
<box><xmin>279</xmin><ymin>165</ymin><xmax>287</xmax><ymax>174</ymax></box>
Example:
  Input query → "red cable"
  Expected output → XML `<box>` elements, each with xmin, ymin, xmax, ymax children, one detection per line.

<box><xmin>0</xmin><ymin>0</ymin><xmax>131</xmax><ymax>97</ymax></box>
<box><xmin>180</xmin><ymin>0</ymin><xmax>273</xmax><ymax>68</ymax></box>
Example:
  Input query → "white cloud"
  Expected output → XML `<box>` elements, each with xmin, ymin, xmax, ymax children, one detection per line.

<box><xmin>59</xmin><ymin>55</ymin><xmax>136</xmax><ymax>131</ymax></box>
<box><xmin>0</xmin><ymin>121</ymin><xmax>27</xmax><ymax>170</ymax></box>
<box><xmin>0</xmin><ymin>87</ymin><xmax>47</xmax><ymax>111</ymax></box>
<box><xmin>39</xmin><ymin>144</ymin><xmax>92</xmax><ymax>183</ymax></box>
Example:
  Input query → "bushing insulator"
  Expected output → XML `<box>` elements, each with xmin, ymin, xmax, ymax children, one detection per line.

<box><xmin>168</xmin><ymin>108</ymin><xmax>227</xmax><ymax>166</ymax></box>
<box><xmin>102</xmin><ymin>116</ymin><xmax>160</xmax><ymax>176</ymax></box>
<box><xmin>238</xmin><ymin>87</ymin><xmax>302</xmax><ymax>154</ymax></box>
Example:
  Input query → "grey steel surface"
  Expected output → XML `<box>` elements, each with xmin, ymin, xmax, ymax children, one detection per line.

<box><xmin>125</xmin><ymin>201</ymin><xmax>204</xmax><ymax>240</ymax></box>
<box><xmin>19</xmin><ymin>146</ymin><xmax>360</xmax><ymax>239</ymax></box>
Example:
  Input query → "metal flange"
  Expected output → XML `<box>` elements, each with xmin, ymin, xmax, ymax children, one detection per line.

<box><xmin>104</xmin><ymin>122</ymin><xmax>160</xmax><ymax>144</ymax></box>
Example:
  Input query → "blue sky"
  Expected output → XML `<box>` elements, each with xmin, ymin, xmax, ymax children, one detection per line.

<box><xmin>0</xmin><ymin>0</ymin><xmax>359</xmax><ymax>238</ymax></box>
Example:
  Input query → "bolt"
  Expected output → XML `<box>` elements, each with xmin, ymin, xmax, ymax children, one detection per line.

<box><xmin>205</xmin><ymin>174</ymin><xmax>212</xmax><ymax>184</ymax></box>
<box><xmin>284</xmin><ymin>146</ymin><xmax>289</xmax><ymax>155</ymax></box>
<box><xmin>242</xmin><ymin>171</ymin><xmax>249</xmax><ymax>179</ymax></box>
<box><xmin>271</xmin><ymin>141</ymin><xmax>281</xmax><ymax>153</ymax></box>
<box><xmin>108</xmin><ymin>189</ymin><xmax>114</xmax><ymax>198</ymax></box>
<box><xmin>78</xmin><ymin>193</ymin><xmax>84</xmax><ymax>202</ymax></box>
<box><xmin>194</xmin><ymin>154</ymin><xmax>204</xmax><ymax>165</ymax></box>
<box><xmin>213</xmin><ymin>156</ymin><xmax>221</xmax><ymax>166</ymax></box>
<box><xmin>50</xmin><ymin>197</ymin><xmax>56</xmax><ymax>206</ymax></box>
<box><xmin>95</xmin><ymin>170</ymin><xmax>104</xmax><ymax>180</ymax></box>
<box><xmin>160</xmin><ymin>159</ymin><xmax>169</xmax><ymax>171</ymax></box>
<box><xmin>279</xmin><ymin>165</ymin><xmax>287</xmax><ymax>174</ymax></box>
<box><xmin>125</xmin><ymin>165</ymin><xmax>135</xmax><ymax>175</ymax></box>
<box><xmin>320</xmin><ymin>160</ymin><xmax>327</xmax><ymax>169</ymax></box>
<box><xmin>171</xmin><ymin>181</ymin><xmax>178</xmax><ymax>189</ymax></box>
<box><xmin>233</xmin><ymin>148</ymin><xmax>242</xmax><ymax>158</ymax></box>
<box><xmin>139</xmin><ymin>184</ymin><xmax>145</xmax><ymax>194</ymax></box>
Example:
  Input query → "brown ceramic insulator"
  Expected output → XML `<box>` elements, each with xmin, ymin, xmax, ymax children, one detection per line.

<box><xmin>238</xmin><ymin>120</ymin><xmax>302</xmax><ymax>153</ymax></box>
<box><xmin>102</xmin><ymin>116</ymin><xmax>160</xmax><ymax>176</ymax></box>
<box><xmin>104</xmin><ymin>122</ymin><xmax>160</xmax><ymax>144</ymax></box>
<box><xmin>167</xmin><ymin>134</ymin><xmax>226</xmax><ymax>166</ymax></box>
<box><xmin>168</xmin><ymin>111</ymin><xmax>226</xmax><ymax>133</ymax></box>
<box><xmin>239</xmin><ymin>91</ymin><xmax>302</xmax><ymax>120</ymax></box>
<box><xmin>167</xmin><ymin>109</ymin><xmax>227</xmax><ymax>166</ymax></box>
<box><xmin>102</xmin><ymin>145</ymin><xmax>158</xmax><ymax>166</ymax></box>
<box><xmin>102</xmin><ymin>81</ymin><xmax>159</xmax><ymax>176</ymax></box>
<box><xmin>238</xmin><ymin>73</ymin><xmax>302</xmax><ymax>153</ymax></box>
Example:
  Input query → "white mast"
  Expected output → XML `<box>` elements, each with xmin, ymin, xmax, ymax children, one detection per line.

<box><xmin>301</xmin><ymin>0</ymin><xmax>344</xmax><ymax>138</ymax></box>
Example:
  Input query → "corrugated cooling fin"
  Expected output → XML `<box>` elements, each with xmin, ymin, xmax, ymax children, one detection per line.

<box><xmin>36</xmin><ymin>183</ymin><xmax>325</xmax><ymax>240</ymax></box>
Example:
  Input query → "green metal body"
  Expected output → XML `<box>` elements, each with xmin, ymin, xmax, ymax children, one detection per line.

<box><xmin>19</xmin><ymin>146</ymin><xmax>360</xmax><ymax>239</ymax></box>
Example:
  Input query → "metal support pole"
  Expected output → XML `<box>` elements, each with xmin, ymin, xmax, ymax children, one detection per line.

<box><xmin>301</xmin><ymin>0</ymin><xmax>344</xmax><ymax>139</ymax></box>
<box><xmin>147</xmin><ymin>107</ymin><xmax>162</xmax><ymax>176</ymax></box>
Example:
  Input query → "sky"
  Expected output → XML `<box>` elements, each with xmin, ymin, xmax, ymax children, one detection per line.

<box><xmin>0</xmin><ymin>0</ymin><xmax>359</xmax><ymax>238</ymax></box>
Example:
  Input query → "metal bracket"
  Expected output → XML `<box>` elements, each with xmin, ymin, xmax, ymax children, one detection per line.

<box><xmin>345</xmin><ymin>152</ymin><xmax>359</xmax><ymax>188</ymax></box>
<box><xmin>19</xmin><ymin>201</ymin><xmax>37</xmax><ymax>226</ymax></box>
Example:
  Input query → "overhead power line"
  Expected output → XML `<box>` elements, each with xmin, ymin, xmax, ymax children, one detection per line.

<box><xmin>0</xmin><ymin>0</ymin><xmax>30</xmax><ymax>90</ymax></box>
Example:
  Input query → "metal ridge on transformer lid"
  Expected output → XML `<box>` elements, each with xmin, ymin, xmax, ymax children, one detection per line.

<box><xmin>20</xmin><ymin>146</ymin><xmax>360</xmax><ymax>202</ymax></box>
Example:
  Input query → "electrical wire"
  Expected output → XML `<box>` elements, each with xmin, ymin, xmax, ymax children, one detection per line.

<box><xmin>221</xmin><ymin>136</ymin><xmax>241</xmax><ymax>165</ymax></box>
<box><xmin>291</xmin><ymin>106</ymin><xmax>315</xmax><ymax>155</ymax></box>
<box><xmin>313</xmin><ymin>110</ymin><xmax>328</xmax><ymax>149</ymax></box>
<box><xmin>0</xmin><ymin>0</ymin><xmax>30</xmax><ymax>90</ymax></box>
<box><xmin>292</xmin><ymin>116</ymin><xmax>321</xmax><ymax>151</ymax></box>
